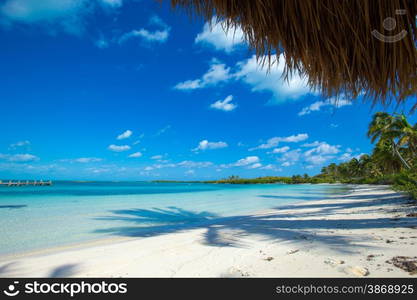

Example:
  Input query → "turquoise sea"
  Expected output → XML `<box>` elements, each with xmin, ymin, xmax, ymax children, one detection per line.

<box><xmin>0</xmin><ymin>181</ymin><xmax>350</xmax><ymax>256</ymax></box>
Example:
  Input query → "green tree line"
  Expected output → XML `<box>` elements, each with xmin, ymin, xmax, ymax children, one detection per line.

<box><xmin>205</xmin><ymin>112</ymin><xmax>417</xmax><ymax>199</ymax></box>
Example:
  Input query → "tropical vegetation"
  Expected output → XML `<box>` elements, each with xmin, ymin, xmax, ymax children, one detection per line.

<box><xmin>316</xmin><ymin>112</ymin><xmax>417</xmax><ymax>199</ymax></box>
<box><xmin>163</xmin><ymin>112</ymin><xmax>417</xmax><ymax>200</ymax></box>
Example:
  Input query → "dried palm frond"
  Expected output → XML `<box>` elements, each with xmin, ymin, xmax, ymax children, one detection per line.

<box><xmin>170</xmin><ymin>0</ymin><xmax>417</xmax><ymax>106</ymax></box>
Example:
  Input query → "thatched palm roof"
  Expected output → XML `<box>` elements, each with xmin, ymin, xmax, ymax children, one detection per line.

<box><xmin>170</xmin><ymin>0</ymin><xmax>417</xmax><ymax>106</ymax></box>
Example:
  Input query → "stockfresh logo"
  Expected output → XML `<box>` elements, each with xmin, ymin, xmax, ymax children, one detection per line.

<box><xmin>371</xmin><ymin>9</ymin><xmax>408</xmax><ymax>43</ymax></box>
<box><xmin>3</xmin><ymin>281</ymin><xmax>20</xmax><ymax>297</ymax></box>
<box><xmin>2</xmin><ymin>280</ymin><xmax>127</xmax><ymax>297</ymax></box>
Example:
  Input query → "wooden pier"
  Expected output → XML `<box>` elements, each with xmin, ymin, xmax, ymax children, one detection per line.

<box><xmin>0</xmin><ymin>180</ymin><xmax>53</xmax><ymax>187</ymax></box>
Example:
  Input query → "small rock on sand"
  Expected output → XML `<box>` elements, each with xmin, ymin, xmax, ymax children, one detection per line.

<box><xmin>344</xmin><ymin>266</ymin><xmax>370</xmax><ymax>277</ymax></box>
<box><xmin>324</xmin><ymin>258</ymin><xmax>345</xmax><ymax>266</ymax></box>
<box><xmin>264</xmin><ymin>257</ymin><xmax>274</xmax><ymax>261</ymax></box>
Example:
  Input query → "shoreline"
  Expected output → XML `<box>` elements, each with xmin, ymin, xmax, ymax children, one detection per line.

<box><xmin>0</xmin><ymin>183</ymin><xmax>351</xmax><ymax>261</ymax></box>
<box><xmin>0</xmin><ymin>184</ymin><xmax>416</xmax><ymax>277</ymax></box>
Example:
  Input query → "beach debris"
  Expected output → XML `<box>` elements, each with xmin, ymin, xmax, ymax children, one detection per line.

<box><xmin>344</xmin><ymin>266</ymin><xmax>370</xmax><ymax>277</ymax></box>
<box><xmin>386</xmin><ymin>256</ymin><xmax>417</xmax><ymax>275</ymax></box>
<box><xmin>226</xmin><ymin>267</ymin><xmax>250</xmax><ymax>277</ymax></box>
<box><xmin>324</xmin><ymin>258</ymin><xmax>345</xmax><ymax>266</ymax></box>
<box><xmin>295</xmin><ymin>235</ymin><xmax>309</xmax><ymax>240</ymax></box>
<box><xmin>264</xmin><ymin>257</ymin><xmax>274</xmax><ymax>261</ymax></box>
<box><xmin>287</xmin><ymin>249</ymin><xmax>299</xmax><ymax>255</ymax></box>
<box><xmin>406</xmin><ymin>213</ymin><xmax>417</xmax><ymax>217</ymax></box>
<box><xmin>386</xmin><ymin>239</ymin><xmax>395</xmax><ymax>244</ymax></box>
<box><xmin>366</xmin><ymin>254</ymin><xmax>383</xmax><ymax>261</ymax></box>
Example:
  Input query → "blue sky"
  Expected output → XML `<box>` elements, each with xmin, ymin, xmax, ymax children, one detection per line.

<box><xmin>0</xmin><ymin>0</ymin><xmax>415</xmax><ymax>181</ymax></box>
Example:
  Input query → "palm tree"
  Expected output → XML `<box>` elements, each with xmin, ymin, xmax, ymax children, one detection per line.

<box><xmin>367</xmin><ymin>112</ymin><xmax>411</xmax><ymax>170</ymax></box>
<box><xmin>371</xmin><ymin>139</ymin><xmax>403</xmax><ymax>174</ymax></box>
<box><xmin>358</xmin><ymin>154</ymin><xmax>382</xmax><ymax>178</ymax></box>
<box><xmin>395</xmin><ymin>114</ymin><xmax>417</xmax><ymax>158</ymax></box>
<box><xmin>340</xmin><ymin>158</ymin><xmax>360</xmax><ymax>178</ymax></box>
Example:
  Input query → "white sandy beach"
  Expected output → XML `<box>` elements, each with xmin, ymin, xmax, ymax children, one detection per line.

<box><xmin>0</xmin><ymin>185</ymin><xmax>416</xmax><ymax>278</ymax></box>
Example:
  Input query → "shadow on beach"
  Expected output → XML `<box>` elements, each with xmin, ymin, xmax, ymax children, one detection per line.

<box><xmin>93</xmin><ymin>189</ymin><xmax>417</xmax><ymax>253</ymax></box>
<box><xmin>0</xmin><ymin>205</ymin><xmax>27</xmax><ymax>209</ymax></box>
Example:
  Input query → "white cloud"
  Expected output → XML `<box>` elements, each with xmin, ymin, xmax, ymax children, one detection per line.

<box><xmin>303</xmin><ymin>142</ymin><xmax>340</xmax><ymax>165</ymax></box>
<box><xmin>128</xmin><ymin>152</ymin><xmax>142</xmax><ymax>158</ymax></box>
<box><xmin>279</xmin><ymin>149</ymin><xmax>301</xmax><ymax>166</ymax></box>
<box><xmin>235</xmin><ymin>55</ymin><xmax>313</xmax><ymax>103</ymax></box>
<box><xmin>144</xmin><ymin>160</ymin><xmax>213</xmax><ymax>171</ymax></box>
<box><xmin>174</xmin><ymin>59</ymin><xmax>232</xmax><ymax>90</ymax></box>
<box><xmin>174</xmin><ymin>80</ymin><xmax>201</xmax><ymax>90</ymax></box>
<box><xmin>272</xmin><ymin>146</ymin><xmax>290</xmax><ymax>154</ymax></box>
<box><xmin>260</xmin><ymin>164</ymin><xmax>281</xmax><ymax>171</ymax></box>
<box><xmin>94</xmin><ymin>15</ymin><xmax>169</xmax><ymax>49</ymax></box>
<box><xmin>119</xmin><ymin>28</ymin><xmax>169</xmax><ymax>44</ymax></box>
<box><xmin>151</xmin><ymin>155</ymin><xmax>163</xmax><ymax>160</ymax></box>
<box><xmin>117</xmin><ymin>130</ymin><xmax>132</xmax><ymax>140</ymax></box>
<box><xmin>193</xmin><ymin>140</ymin><xmax>228</xmax><ymax>151</ymax></box>
<box><xmin>0</xmin><ymin>153</ymin><xmax>39</xmax><ymax>162</ymax></box>
<box><xmin>118</xmin><ymin>15</ymin><xmax>170</xmax><ymax>45</ymax></box>
<box><xmin>338</xmin><ymin>152</ymin><xmax>366</xmax><ymax>162</ymax></box>
<box><xmin>273</xmin><ymin>141</ymin><xmax>343</xmax><ymax>167</ymax></box>
<box><xmin>1</xmin><ymin>0</ymin><xmax>85</xmax><ymax>23</ymax></box>
<box><xmin>304</xmin><ymin>142</ymin><xmax>340</xmax><ymax>156</ymax></box>
<box><xmin>210</xmin><ymin>95</ymin><xmax>237</xmax><ymax>112</ymax></box>
<box><xmin>11</xmin><ymin>154</ymin><xmax>39</xmax><ymax>162</ymax></box>
<box><xmin>9</xmin><ymin>140</ymin><xmax>30</xmax><ymax>149</ymax></box>
<box><xmin>0</xmin><ymin>0</ymin><xmax>123</xmax><ymax>35</ymax></box>
<box><xmin>108</xmin><ymin>144</ymin><xmax>131</xmax><ymax>152</ymax></box>
<box><xmin>55</xmin><ymin>157</ymin><xmax>101</xmax><ymax>164</ymax></box>
<box><xmin>177</xmin><ymin>161</ymin><xmax>213</xmax><ymax>168</ymax></box>
<box><xmin>298</xmin><ymin>97</ymin><xmax>352</xmax><ymax>116</ymax></box>
<box><xmin>250</xmin><ymin>134</ymin><xmax>308</xmax><ymax>150</ymax></box>
<box><xmin>88</xmin><ymin>167</ymin><xmax>111</xmax><ymax>174</ymax></box>
<box><xmin>73</xmin><ymin>157</ymin><xmax>102</xmax><ymax>163</ymax></box>
<box><xmin>155</xmin><ymin>125</ymin><xmax>171</xmax><ymax>136</ymax></box>
<box><xmin>217</xmin><ymin>156</ymin><xmax>267</xmax><ymax>170</ymax></box>
<box><xmin>302</xmin><ymin>141</ymin><xmax>323</xmax><ymax>147</ymax></box>
<box><xmin>174</xmin><ymin>54</ymin><xmax>313</xmax><ymax>104</ymax></box>
<box><xmin>248</xmin><ymin>163</ymin><xmax>262</xmax><ymax>169</ymax></box>
<box><xmin>304</xmin><ymin>154</ymin><xmax>331</xmax><ymax>165</ymax></box>
<box><xmin>195</xmin><ymin>17</ymin><xmax>245</xmax><ymax>53</ymax></box>
<box><xmin>100</xmin><ymin>0</ymin><xmax>123</xmax><ymax>8</ymax></box>
<box><xmin>233</xmin><ymin>156</ymin><xmax>260</xmax><ymax>167</ymax></box>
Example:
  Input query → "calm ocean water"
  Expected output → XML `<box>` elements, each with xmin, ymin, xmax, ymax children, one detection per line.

<box><xmin>0</xmin><ymin>181</ymin><xmax>351</xmax><ymax>256</ymax></box>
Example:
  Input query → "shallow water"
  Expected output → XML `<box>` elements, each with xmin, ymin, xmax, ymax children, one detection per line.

<box><xmin>0</xmin><ymin>181</ymin><xmax>351</xmax><ymax>255</ymax></box>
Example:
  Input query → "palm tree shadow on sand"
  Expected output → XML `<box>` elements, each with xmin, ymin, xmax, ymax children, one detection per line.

<box><xmin>93</xmin><ymin>192</ymin><xmax>417</xmax><ymax>253</ymax></box>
